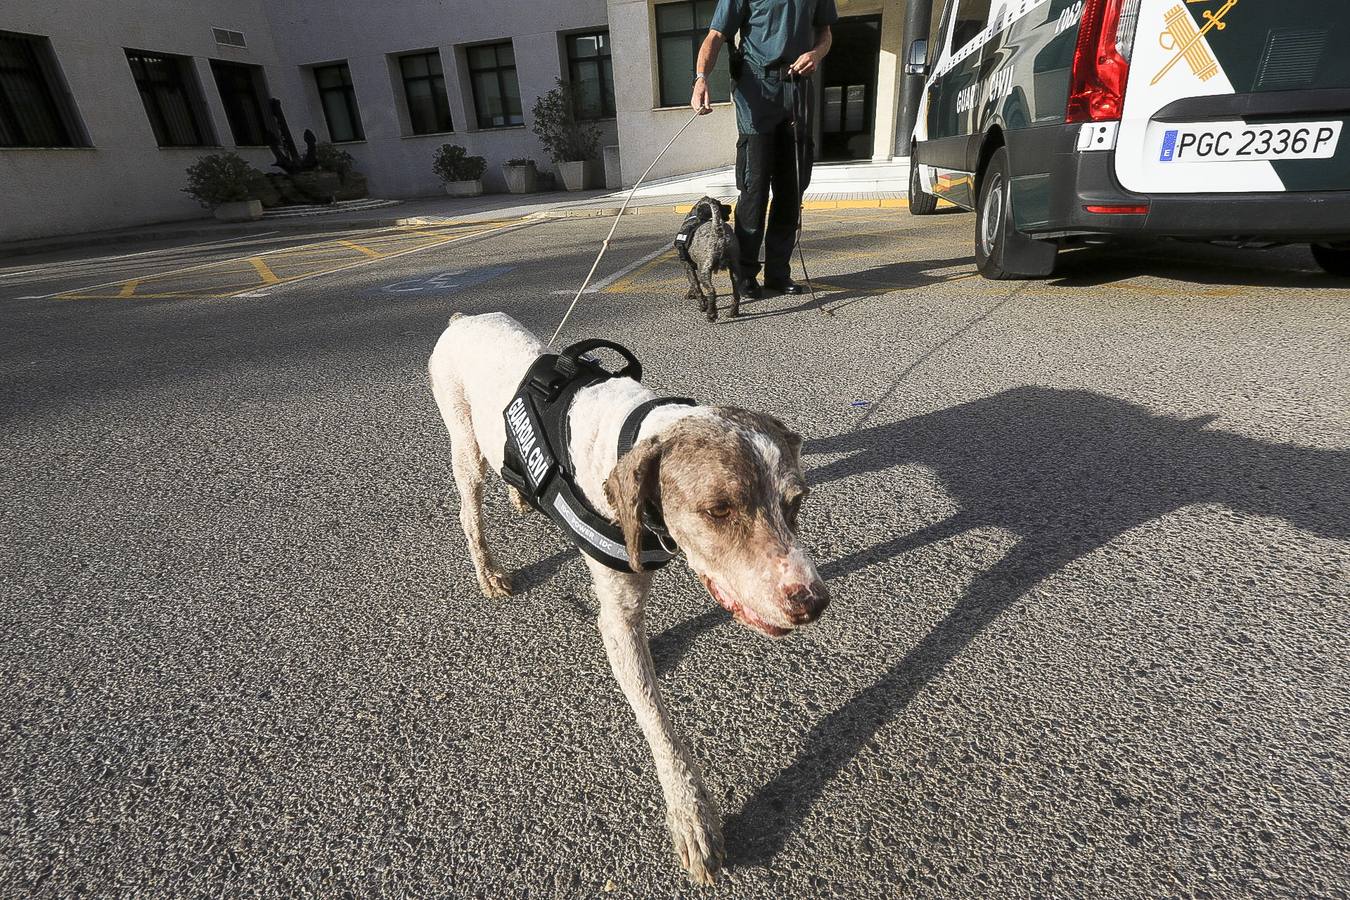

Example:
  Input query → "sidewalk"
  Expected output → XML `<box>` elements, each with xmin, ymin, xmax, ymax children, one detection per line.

<box><xmin>0</xmin><ymin>185</ymin><xmax>910</xmax><ymax>259</ymax></box>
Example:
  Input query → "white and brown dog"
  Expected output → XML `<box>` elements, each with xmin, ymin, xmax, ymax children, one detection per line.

<box><xmin>428</xmin><ymin>312</ymin><xmax>830</xmax><ymax>884</ymax></box>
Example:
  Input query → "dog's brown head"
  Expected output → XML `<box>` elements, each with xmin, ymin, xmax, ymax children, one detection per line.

<box><xmin>605</xmin><ymin>407</ymin><xmax>830</xmax><ymax>637</ymax></box>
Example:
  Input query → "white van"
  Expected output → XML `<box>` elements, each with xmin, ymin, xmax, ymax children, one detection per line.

<box><xmin>906</xmin><ymin>0</ymin><xmax>1350</xmax><ymax>278</ymax></box>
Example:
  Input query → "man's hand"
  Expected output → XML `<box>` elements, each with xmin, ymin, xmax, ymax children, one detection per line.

<box><xmin>691</xmin><ymin>78</ymin><xmax>713</xmax><ymax>114</ymax></box>
<box><xmin>789</xmin><ymin>50</ymin><xmax>820</xmax><ymax>77</ymax></box>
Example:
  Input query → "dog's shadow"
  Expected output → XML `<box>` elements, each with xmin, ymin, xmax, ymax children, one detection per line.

<box><xmin>723</xmin><ymin>385</ymin><xmax>1350</xmax><ymax>866</ymax></box>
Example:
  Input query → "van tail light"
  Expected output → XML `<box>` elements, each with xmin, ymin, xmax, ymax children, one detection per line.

<box><xmin>1084</xmin><ymin>204</ymin><xmax>1149</xmax><ymax>215</ymax></box>
<box><xmin>1066</xmin><ymin>0</ymin><xmax>1136</xmax><ymax>123</ymax></box>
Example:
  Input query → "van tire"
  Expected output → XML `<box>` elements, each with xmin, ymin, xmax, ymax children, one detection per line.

<box><xmin>1311</xmin><ymin>243</ymin><xmax>1350</xmax><ymax>276</ymax></box>
<box><xmin>975</xmin><ymin>146</ymin><xmax>1058</xmax><ymax>280</ymax></box>
<box><xmin>908</xmin><ymin>159</ymin><xmax>939</xmax><ymax>216</ymax></box>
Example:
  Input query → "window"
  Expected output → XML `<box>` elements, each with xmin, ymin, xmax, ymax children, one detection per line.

<box><xmin>655</xmin><ymin>1</ymin><xmax>730</xmax><ymax>108</ymax></box>
<box><xmin>398</xmin><ymin>50</ymin><xmax>452</xmax><ymax>134</ymax></box>
<box><xmin>314</xmin><ymin>62</ymin><xmax>364</xmax><ymax>142</ymax></box>
<box><xmin>210</xmin><ymin>60</ymin><xmax>269</xmax><ymax>146</ymax></box>
<box><xmin>566</xmin><ymin>31</ymin><xmax>615</xmax><ymax>119</ymax></box>
<box><xmin>0</xmin><ymin>31</ymin><xmax>85</xmax><ymax>148</ymax></box>
<box><xmin>126</xmin><ymin>50</ymin><xmax>211</xmax><ymax>147</ymax></box>
<box><xmin>467</xmin><ymin>42</ymin><xmax>523</xmax><ymax>129</ymax></box>
<box><xmin>952</xmin><ymin>0</ymin><xmax>991</xmax><ymax>51</ymax></box>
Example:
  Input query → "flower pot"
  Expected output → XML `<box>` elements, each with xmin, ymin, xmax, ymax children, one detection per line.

<box><xmin>214</xmin><ymin>199</ymin><xmax>263</xmax><ymax>222</ymax></box>
<box><xmin>444</xmin><ymin>178</ymin><xmax>484</xmax><ymax>197</ymax></box>
<box><xmin>557</xmin><ymin>160</ymin><xmax>587</xmax><ymax>192</ymax></box>
<box><xmin>502</xmin><ymin>163</ymin><xmax>538</xmax><ymax>194</ymax></box>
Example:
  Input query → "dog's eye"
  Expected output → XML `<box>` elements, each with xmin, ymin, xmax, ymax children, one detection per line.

<box><xmin>704</xmin><ymin>503</ymin><xmax>733</xmax><ymax>520</ymax></box>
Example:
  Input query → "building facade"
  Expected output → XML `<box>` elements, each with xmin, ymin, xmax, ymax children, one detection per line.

<box><xmin>1</xmin><ymin>0</ymin><xmax>923</xmax><ymax>243</ymax></box>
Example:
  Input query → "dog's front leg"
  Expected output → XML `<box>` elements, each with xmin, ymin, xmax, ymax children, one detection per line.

<box><xmin>588</xmin><ymin>560</ymin><xmax>724</xmax><ymax>884</ymax></box>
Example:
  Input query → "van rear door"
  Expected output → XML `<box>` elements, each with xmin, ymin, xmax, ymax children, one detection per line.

<box><xmin>1115</xmin><ymin>0</ymin><xmax>1350</xmax><ymax>194</ymax></box>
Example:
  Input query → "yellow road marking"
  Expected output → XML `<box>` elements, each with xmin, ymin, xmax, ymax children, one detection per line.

<box><xmin>248</xmin><ymin>257</ymin><xmax>280</xmax><ymax>284</ymax></box>
<box><xmin>603</xmin><ymin>251</ymin><xmax>677</xmax><ymax>293</ymax></box>
<box><xmin>335</xmin><ymin>239</ymin><xmax>382</xmax><ymax>259</ymax></box>
<box><xmin>117</xmin><ymin>279</ymin><xmax>139</xmax><ymax>298</ymax></box>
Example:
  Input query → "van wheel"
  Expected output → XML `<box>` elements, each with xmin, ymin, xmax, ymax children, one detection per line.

<box><xmin>908</xmin><ymin>158</ymin><xmax>938</xmax><ymax>216</ymax></box>
<box><xmin>974</xmin><ymin>146</ymin><xmax>1058</xmax><ymax>280</ymax></box>
<box><xmin>1311</xmin><ymin>243</ymin><xmax>1350</xmax><ymax>276</ymax></box>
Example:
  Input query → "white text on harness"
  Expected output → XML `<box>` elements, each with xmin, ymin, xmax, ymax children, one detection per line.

<box><xmin>506</xmin><ymin>397</ymin><xmax>551</xmax><ymax>486</ymax></box>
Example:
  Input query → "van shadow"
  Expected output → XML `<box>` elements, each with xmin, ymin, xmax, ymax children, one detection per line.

<box><xmin>1050</xmin><ymin>243</ymin><xmax>1350</xmax><ymax>290</ymax></box>
<box><xmin>725</xmin><ymin>386</ymin><xmax>1350</xmax><ymax>866</ymax></box>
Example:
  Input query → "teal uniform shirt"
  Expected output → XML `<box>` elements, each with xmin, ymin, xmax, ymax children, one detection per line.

<box><xmin>709</xmin><ymin>0</ymin><xmax>839</xmax><ymax>133</ymax></box>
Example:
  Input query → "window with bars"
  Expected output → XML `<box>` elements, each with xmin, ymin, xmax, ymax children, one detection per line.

<box><xmin>655</xmin><ymin>1</ymin><xmax>730</xmax><ymax>108</ymax></box>
<box><xmin>398</xmin><ymin>50</ymin><xmax>452</xmax><ymax>135</ymax></box>
<box><xmin>314</xmin><ymin>62</ymin><xmax>364</xmax><ymax>142</ymax></box>
<box><xmin>566</xmin><ymin>31</ymin><xmax>615</xmax><ymax>120</ymax></box>
<box><xmin>0</xmin><ymin>30</ymin><xmax>85</xmax><ymax>148</ymax></box>
<box><xmin>210</xmin><ymin>59</ymin><xmax>269</xmax><ymax>146</ymax></box>
<box><xmin>467</xmin><ymin>42</ymin><xmax>523</xmax><ymax>129</ymax></box>
<box><xmin>126</xmin><ymin>49</ymin><xmax>212</xmax><ymax>147</ymax></box>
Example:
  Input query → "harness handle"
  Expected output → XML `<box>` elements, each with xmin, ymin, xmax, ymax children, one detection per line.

<box><xmin>557</xmin><ymin>339</ymin><xmax>643</xmax><ymax>383</ymax></box>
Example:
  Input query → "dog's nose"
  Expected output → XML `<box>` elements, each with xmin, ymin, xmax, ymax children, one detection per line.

<box><xmin>783</xmin><ymin>582</ymin><xmax>831</xmax><ymax>624</ymax></box>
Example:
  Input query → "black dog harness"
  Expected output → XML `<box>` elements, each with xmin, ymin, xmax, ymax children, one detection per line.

<box><xmin>501</xmin><ymin>339</ymin><xmax>695</xmax><ymax>573</ymax></box>
<box><xmin>673</xmin><ymin>204</ymin><xmax>713</xmax><ymax>263</ymax></box>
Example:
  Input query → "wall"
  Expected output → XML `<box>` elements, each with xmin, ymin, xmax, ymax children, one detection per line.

<box><xmin>262</xmin><ymin>0</ymin><xmax>618</xmax><ymax>197</ymax></box>
<box><xmin>1</xmin><ymin>0</ymin><xmax>619</xmax><ymax>242</ymax></box>
<box><xmin>1</xmin><ymin>0</ymin><xmax>298</xmax><ymax>242</ymax></box>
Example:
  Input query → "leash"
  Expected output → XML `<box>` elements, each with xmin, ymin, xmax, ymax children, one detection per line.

<box><xmin>788</xmin><ymin>72</ymin><xmax>824</xmax><ymax>314</ymax></box>
<box><xmin>549</xmin><ymin>110</ymin><xmax>704</xmax><ymax>348</ymax></box>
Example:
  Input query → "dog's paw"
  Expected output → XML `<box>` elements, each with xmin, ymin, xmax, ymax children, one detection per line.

<box><xmin>477</xmin><ymin>567</ymin><xmax>513</xmax><ymax>598</ymax></box>
<box><xmin>667</xmin><ymin>803</ymin><xmax>724</xmax><ymax>886</ymax></box>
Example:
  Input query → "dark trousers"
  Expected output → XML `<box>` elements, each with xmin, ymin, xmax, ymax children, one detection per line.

<box><xmin>734</xmin><ymin>120</ymin><xmax>813</xmax><ymax>284</ymax></box>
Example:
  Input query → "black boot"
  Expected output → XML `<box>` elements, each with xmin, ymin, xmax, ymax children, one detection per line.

<box><xmin>738</xmin><ymin>276</ymin><xmax>763</xmax><ymax>299</ymax></box>
<box><xmin>763</xmin><ymin>278</ymin><xmax>805</xmax><ymax>295</ymax></box>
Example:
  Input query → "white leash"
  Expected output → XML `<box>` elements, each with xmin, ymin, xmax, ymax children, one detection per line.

<box><xmin>548</xmin><ymin>110</ymin><xmax>705</xmax><ymax>347</ymax></box>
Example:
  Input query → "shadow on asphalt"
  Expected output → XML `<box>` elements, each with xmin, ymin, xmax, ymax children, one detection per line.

<box><xmin>651</xmin><ymin>607</ymin><xmax>731</xmax><ymax>677</ymax></box>
<box><xmin>723</xmin><ymin>257</ymin><xmax>976</xmax><ymax>323</ymax></box>
<box><xmin>1050</xmin><ymin>243</ymin><xmax>1350</xmax><ymax>290</ymax></box>
<box><xmin>724</xmin><ymin>386</ymin><xmax>1350</xmax><ymax>868</ymax></box>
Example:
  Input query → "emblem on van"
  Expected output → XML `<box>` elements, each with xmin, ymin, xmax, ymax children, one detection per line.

<box><xmin>1152</xmin><ymin>0</ymin><xmax>1239</xmax><ymax>86</ymax></box>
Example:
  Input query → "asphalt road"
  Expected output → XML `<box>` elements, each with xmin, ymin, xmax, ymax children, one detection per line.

<box><xmin>2</xmin><ymin>209</ymin><xmax>1348</xmax><ymax>898</ymax></box>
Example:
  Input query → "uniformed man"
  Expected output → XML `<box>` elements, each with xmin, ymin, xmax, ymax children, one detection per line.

<box><xmin>692</xmin><ymin>0</ymin><xmax>837</xmax><ymax>298</ymax></box>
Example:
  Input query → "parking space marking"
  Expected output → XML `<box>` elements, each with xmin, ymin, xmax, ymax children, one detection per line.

<box><xmin>249</xmin><ymin>257</ymin><xmax>281</xmax><ymax>284</ymax></box>
<box><xmin>336</xmin><ymin>239</ymin><xmax>382</xmax><ymax>259</ymax></box>
<box><xmin>0</xmin><ymin>231</ymin><xmax>282</xmax><ymax>281</ymax></box>
<box><xmin>46</xmin><ymin>219</ymin><xmax>528</xmax><ymax>301</ymax></box>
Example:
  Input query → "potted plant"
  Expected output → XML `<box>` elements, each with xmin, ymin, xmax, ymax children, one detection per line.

<box><xmin>433</xmin><ymin>143</ymin><xmax>488</xmax><ymax>197</ymax></box>
<box><xmin>316</xmin><ymin>142</ymin><xmax>369</xmax><ymax>201</ymax></box>
<box><xmin>183</xmin><ymin>152</ymin><xmax>267</xmax><ymax>221</ymax></box>
<box><xmin>502</xmin><ymin>157</ymin><xmax>539</xmax><ymax>194</ymax></box>
<box><xmin>531</xmin><ymin>79</ymin><xmax>601</xmax><ymax>192</ymax></box>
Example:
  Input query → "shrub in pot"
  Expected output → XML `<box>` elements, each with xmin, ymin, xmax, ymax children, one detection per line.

<box><xmin>316</xmin><ymin>142</ymin><xmax>368</xmax><ymax>201</ymax></box>
<box><xmin>433</xmin><ymin>143</ymin><xmax>488</xmax><ymax>197</ymax></box>
<box><xmin>531</xmin><ymin>79</ymin><xmax>601</xmax><ymax>191</ymax></box>
<box><xmin>502</xmin><ymin>157</ymin><xmax>539</xmax><ymax>194</ymax></box>
<box><xmin>183</xmin><ymin>152</ymin><xmax>267</xmax><ymax>221</ymax></box>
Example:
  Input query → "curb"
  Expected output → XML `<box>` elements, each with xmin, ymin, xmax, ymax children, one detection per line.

<box><xmin>531</xmin><ymin>197</ymin><xmax>912</xmax><ymax>220</ymax></box>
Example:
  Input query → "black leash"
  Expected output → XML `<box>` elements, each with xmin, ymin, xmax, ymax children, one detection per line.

<box><xmin>787</xmin><ymin>71</ymin><xmax>824</xmax><ymax>314</ymax></box>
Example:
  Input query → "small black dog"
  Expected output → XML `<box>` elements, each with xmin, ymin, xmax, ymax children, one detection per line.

<box><xmin>675</xmin><ymin>197</ymin><xmax>742</xmax><ymax>322</ymax></box>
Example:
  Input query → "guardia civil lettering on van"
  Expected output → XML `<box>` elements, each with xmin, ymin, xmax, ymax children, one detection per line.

<box><xmin>905</xmin><ymin>0</ymin><xmax>1350</xmax><ymax>279</ymax></box>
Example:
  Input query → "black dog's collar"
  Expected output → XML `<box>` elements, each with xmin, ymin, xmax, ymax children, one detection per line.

<box><xmin>501</xmin><ymin>340</ymin><xmax>694</xmax><ymax>572</ymax></box>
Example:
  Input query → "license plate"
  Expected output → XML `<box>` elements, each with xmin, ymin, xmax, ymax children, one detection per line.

<box><xmin>1157</xmin><ymin>121</ymin><xmax>1343</xmax><ymax>163</ymax></box>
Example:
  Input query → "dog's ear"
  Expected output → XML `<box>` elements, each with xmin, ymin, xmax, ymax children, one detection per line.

<box><xmin>605</xmin><ymin>436</ymin><xmax>663</xmax><ymax>572</ymax></box>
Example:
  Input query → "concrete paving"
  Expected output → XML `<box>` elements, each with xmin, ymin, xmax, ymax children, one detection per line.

<box><xmin>1</xmin><ymin>208</ymin><xmax>1348</xmax><ymax>898</ymax></box>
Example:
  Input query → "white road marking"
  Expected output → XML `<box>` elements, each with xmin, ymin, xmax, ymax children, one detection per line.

<box><xmin>550</xmin><ymin>243</ymin><xmax>671</xmax><ymax>295</ymax></box>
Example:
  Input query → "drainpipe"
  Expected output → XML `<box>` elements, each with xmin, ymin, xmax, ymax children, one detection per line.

<box><xmin>895</xmin><ymin>0</ymin><xmax>935</xmax><ymax>157</ymax></box>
